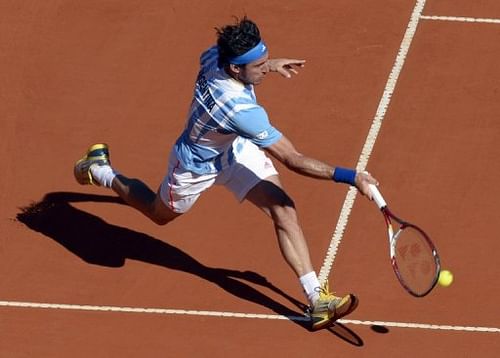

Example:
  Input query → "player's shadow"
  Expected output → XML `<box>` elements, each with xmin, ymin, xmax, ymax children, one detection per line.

<box><xmin>16</xmin><ymin>193</ymin><xmax>309</xmax><ymax>322</ymax></box>
<box><xmin>16</xmin><ymin>191</ymin><xmax>364</xmax><ymax>343</ymax></box>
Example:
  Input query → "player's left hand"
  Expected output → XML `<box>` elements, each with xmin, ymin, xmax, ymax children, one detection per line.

<box><xmin>355</xmin><ymin>171</ymin><xmax>379</xmax><ymax>200</ymax></box>
<box><xmin>267</xmin><ymin>58</ymin><xmax>306</xmax><ymax>78</ymax></box>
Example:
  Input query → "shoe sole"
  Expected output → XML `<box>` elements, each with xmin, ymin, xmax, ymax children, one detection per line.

<box><xmin>86</xmin><ymin>143</ymin><xmax>109</xmax><ymax>157</ymax></box>
<box><xmin>332</xmin><ymin>294</ymin><xmax>359</xmax><ymax>321</ymax></box>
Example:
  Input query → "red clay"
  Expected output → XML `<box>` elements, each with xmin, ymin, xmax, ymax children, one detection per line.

<box><xmin>2</xmin><ymin>0</ymin><xmax>499</xmax><ymax>356</ymax></box>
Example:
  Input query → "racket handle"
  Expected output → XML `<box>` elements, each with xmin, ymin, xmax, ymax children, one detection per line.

<box><xmin>369</xmin><ymin>184</ymin><xmax>387</xmax><ymax>209</ymax></box>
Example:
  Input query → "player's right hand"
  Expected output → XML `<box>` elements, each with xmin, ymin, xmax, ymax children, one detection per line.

<box><xmin>355</xmin><ymin>171</ymin><xmax>379</xmax><ymax>200</ymax></box>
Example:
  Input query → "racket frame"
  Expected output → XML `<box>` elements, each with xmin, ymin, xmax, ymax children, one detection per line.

<box><xmin>369</xmin><ymin>184</ymin><xmax>441</xmax><ymax>297</ymax></box>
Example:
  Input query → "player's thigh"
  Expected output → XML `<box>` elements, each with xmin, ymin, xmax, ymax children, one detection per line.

<box><xmin>159</xmin><ymin>154</ymin><xmax>217</xmax><ymax>214</ymax></box>
<box><xmin>244</xmin><ymin>175</ymin><xmax>296</xmax><ymax>217</ymax></box>
<box><xmin>219</xmin><ymin>137</ymin><xmax>279</xmax><ymax>203</ymax></box>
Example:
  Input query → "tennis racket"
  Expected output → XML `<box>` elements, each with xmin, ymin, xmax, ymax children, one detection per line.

<box><xmin>369</xmin><ymin>184</ymin><xmax>441</xmax><ymax>297</ymax></box>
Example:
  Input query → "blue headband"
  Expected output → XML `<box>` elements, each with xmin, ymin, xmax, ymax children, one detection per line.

<box><xmin>228</xmin><ymin>40</ymin><xmax>268</xmax><ymax>65</ymax></box>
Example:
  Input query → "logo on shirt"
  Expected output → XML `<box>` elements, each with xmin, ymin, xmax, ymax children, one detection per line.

<box><xmin>256</xmin><ymin>130</ymin><xmax>269</xmax><ymax>140</ymax></box>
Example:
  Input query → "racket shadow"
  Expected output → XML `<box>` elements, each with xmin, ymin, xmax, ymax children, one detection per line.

<box><xmin>16</xmin><ymin>192</ymin><xmax>315</xmax><ymax>329</ymax></box>
<box><xmin>327</xmin><ymin>323</ymin><xmax>364</xmax><ymax>347</ymax></box>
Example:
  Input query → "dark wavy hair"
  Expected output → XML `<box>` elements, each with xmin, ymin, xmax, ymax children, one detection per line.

<box><xmin>215</xmin><ymin>16</ymin><xmax>261</xmax><ymax>67</ymax></box>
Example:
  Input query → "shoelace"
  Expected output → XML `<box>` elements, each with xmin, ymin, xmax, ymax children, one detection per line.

<box><xmin>305</xmin><ymin>281</ymin><xmax>340</xmax><ymax>315</ymax></box>
<box><xmin>317</xmin><ymin>281</ymin><xmax>340</xmax><ymax>300</ymax></box>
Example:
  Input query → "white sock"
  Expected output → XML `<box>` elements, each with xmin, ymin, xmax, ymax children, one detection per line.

<box><xmin>299</xmin><ymin>271</ymin><xmax>321</xmax><ymax>306</ymax></box>
<box><xmin>90</xmin><ymin>164</ymin><xmax>118</xmax><ymax>188</ymax></box>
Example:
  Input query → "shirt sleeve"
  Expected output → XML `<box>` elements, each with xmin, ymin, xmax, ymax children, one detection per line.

<box><xmin>230</xmin><ymin>105</ymin><xmax>282</xmax><ymax>148</ymax></box>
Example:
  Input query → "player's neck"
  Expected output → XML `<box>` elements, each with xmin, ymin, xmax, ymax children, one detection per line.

<box><xmin>223</xmin><ymin>67</ymin><xmax>248</xmax><ymax>88</ymax></box>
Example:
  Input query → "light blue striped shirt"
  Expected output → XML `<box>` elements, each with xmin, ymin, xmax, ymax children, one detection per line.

<box><xmin>173</xmin><ymin>46</ymin><xmax>282</xmax><ymax>175</ymax></box>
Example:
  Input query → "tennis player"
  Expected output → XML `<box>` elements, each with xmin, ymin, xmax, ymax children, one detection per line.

<box><xmin>74</xmin><ymin>16</ymin><xmax>378</xmax><ymax>331</ymax></box>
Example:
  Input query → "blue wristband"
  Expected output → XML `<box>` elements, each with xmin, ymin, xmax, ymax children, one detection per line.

<box><xmin>332</xmin><ymin>167</ymin><xmax>357</xmax><ymax>186</ymax></box>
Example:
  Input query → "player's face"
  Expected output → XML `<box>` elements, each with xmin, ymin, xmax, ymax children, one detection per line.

<box><xmin>237</xmin><ymin>54</ymin><xmax>269</xmax><ymax>85</ymax></box>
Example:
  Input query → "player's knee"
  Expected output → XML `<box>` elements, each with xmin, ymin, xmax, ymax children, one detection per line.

<box><xmin>151</xmin><ymin>211</ymin><xmax>182</xmax><ymax>226</ymax></box>
<box><xmin>153</xmin><ymin>216</ymin><xmax>170</xmax><ymax>226</ymax></box>
<box><xmin>276</xmin><ymin>204</ymin><xmax>297</xmax><ymax>220</ymax></box>
<box><xmin>149</xmin><ymin>194</ymin><xmax>183</xmax><ymax>225</ymax></box>
<box><xmin>270</xmin><ymin>195</ymin><xmax>298</xmax><ymax>225</ymax></box>
<box><xmin>273</xmin><ymin>190</ymin><xmax>295</xmax><ymax>209</ymax></box>
<box><xmin>150</xmin><ymin>207</ymin><xmax>183</xmax><ymax>226</ymax></box>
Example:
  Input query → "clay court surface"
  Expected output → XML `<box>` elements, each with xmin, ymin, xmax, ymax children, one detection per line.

<box><xmin>1</xmin><ymin>0</ymin><xmax>500</xmax><ymax>356</ymax></box>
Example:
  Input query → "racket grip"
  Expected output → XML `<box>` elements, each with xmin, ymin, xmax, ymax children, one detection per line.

<box><xmin>369</xmin><ymin>184</ymin><xmax>387</xmax><ymax>209</ymax></box>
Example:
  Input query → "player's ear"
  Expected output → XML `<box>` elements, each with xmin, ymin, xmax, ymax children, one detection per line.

<box><xmin>228</xmin><ymin>63</ymin><xmax>241</xmax><ymax>74</ymax></box>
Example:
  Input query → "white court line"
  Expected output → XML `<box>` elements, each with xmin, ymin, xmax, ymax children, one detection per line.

<box><xmin>1</xmin><ymin>300</ymin><xmax>499</xmax><ymax>333</ymax></box>
<box><xmin>318</xmin><ymin>0</ymin><xmax>428</xmax><ymax>283</ymax></box>
<box><xmin>421</xmin><ymin>15</ymin><xmax>500</xmax><ymax>24</ymax></box>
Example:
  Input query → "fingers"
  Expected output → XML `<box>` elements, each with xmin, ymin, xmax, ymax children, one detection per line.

<box><xmin>358</xmin><ymin>171</ymin><xmax>380</xmax><ymax>200</ymax></box>
<box><xmin>279</xmin><ymin>65</ymin><xmax>301</xmax><ymax>78</ymax></box>
<box><xmin>362</xmin><ymin>170</ymin><xmax>379</xmax><ymax>186</ymax></box>
<box><xmin>367</xmin><ymin>175</ymin><xmax>379</xmax><ymax>186</ymax></box>
<box><xmin>286</xmin><ymin>60</ymin><xmax>306</xmax><ymax>73</ymax></box>
<box><xmin>287</xmin><ymin>59</ymin><xmax>306</xmax><ymax>66</ymax></box>
<box><xmin>277</xmin><ymin>67</ymin><xmax>292</xmax><ymax>78</ymax></box>
<box><xmin>275</xmin><ymin>59</ymin><xmax>306</xmax><ymax>78</ymax></box>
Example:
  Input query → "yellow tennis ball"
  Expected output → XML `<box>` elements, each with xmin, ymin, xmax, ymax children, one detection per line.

<box><xmin>438</xmin><ymin>270</ymin><xmax>453</xmax><ymax>287</ymax></box>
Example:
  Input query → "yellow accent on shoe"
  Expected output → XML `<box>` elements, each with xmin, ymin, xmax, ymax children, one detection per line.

<box><xmin>73</xmin><ymin>143</ymin><xmax>110</xmax><ymax>186</ymax></box>
<box><xmin>309</xmin><ymin>281</ymin><xmax>359</xmax><ymax>331</ymax></box>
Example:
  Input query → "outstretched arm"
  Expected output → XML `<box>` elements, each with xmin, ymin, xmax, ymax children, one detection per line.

<box><xmin>265</xmin><ymin>135</ymin><xmax>378</xmax><ymax>198</ymax></box>
<box><xmin>267</xmin><ymin>58</ymin><xmax>306</xmax><ymax>78</ymax></box>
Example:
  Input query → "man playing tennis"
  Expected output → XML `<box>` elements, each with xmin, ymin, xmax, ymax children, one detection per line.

<box><xmin>74</xmin><ymin>17</ymin><xmax>378</xmax><ymax>331</ymax></box>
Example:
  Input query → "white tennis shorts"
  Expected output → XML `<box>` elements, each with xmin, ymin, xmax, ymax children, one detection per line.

<box><xmin>159</xmin><ymin>137</ymin><xmax>278</xmax><ymax>213</ymax></box>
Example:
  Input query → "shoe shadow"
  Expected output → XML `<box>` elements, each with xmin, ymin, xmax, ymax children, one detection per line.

<box><xmin>16</xmin><ymin>192</ymin><xmax>311</xmax><ymax>329</ymax></box>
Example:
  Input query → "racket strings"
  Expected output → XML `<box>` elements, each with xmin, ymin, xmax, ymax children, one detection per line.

<box><xmin>394</xmin><ymin>226</ymin><xmax>438</xmax><ymax>296</ymax></box>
